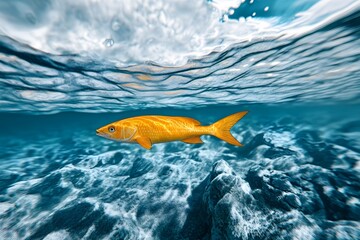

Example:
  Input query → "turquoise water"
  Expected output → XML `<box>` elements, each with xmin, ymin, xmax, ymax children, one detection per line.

<box><xmin>0</xmin><ymin>0</ymin><xmax>360</xmax><ymax>239</ymax></box>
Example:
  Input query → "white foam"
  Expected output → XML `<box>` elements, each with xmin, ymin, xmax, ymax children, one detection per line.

<box><xmin>0</xmin><ymin>202</ymin><xmax>14</xmax><ymax>215</ymax></box>
<box><xmin>323</xmin><ymin>186</ymin><xmax>333</xmax><ymax>195</ymax></box>
<box><xmin>43</xmin><ymin>230</ymin><xmax>71</xmax><ymax>240</ymax></box>
<box><xmin>0</xmin><ymin>0</ymin><xmax>358</xmax><ymax>66</ymax></box>
<box><xmin>240</xmin><ymin>182</ymin><xmax>251</xmax><ymax>194</ymax></box>
<box><xmin>292</xmin><ymin>225</ymin><xmax>315</xmax><ymax>240</ymax></box>
<box><xmin>347</xmin><ymin>197</ymin><xmax>360</xmax><ymax>205</ymax></box>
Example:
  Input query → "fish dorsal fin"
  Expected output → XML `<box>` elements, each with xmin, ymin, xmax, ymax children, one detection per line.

<box><xmin>136</xmin><ymin>136</ymin><xmax>152</xmax><ymax>150</ymax></box>
<box><xmin>182</xmin><ymin>136</ymin><xmax>203</xmax><ymax>144</ymax></box>
<box><xmin>181</xmin><ymin>117</ymin><xmax>201</xmax><ymax>126</ymax></box>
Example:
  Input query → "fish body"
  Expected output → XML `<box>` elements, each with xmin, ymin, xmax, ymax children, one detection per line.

<box><xmin>96</xmin><ymin>111</ymin><xmax>247</xmax><ymax>149</ymax></box>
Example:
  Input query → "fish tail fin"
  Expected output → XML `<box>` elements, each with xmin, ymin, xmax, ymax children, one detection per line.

<box><xmin>210</xmin><ymin>111</ymin><xmax>248</xmax><ymax>146</ymax></box>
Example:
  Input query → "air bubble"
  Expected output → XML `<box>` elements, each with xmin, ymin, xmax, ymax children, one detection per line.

<box><xmin>103</xmin><ymin>38</ymin><xmax>114</xmax><ymax>47</ymax></box>
<box><xmin>222</xmin><ymin>14</ymin><xmax>229</xmax><ymax>22</ymax></box>
<box><xmin>264</xmin><ymin>6</ymin><xmax>269</xmax><ymax>12</ymax></box>
<box><xmin>112</xmin><ymin>20</ymin><xmax>121</xmax><ymax>31</ymax></box>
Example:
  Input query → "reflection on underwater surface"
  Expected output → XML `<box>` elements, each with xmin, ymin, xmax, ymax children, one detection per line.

<box><xmin>0</xmin><ymin>0</ymin><xmax>360</xmax><ymax>113</ymax></box>
<box><xmin>0</xmin><ymin>104</ymin><xmax>359</xmax><ymax>239</ymax></box>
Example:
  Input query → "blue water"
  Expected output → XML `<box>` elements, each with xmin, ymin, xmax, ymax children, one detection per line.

<box><xmin>0</xmin><ymin>0</ymin><xmax>360</xmax><ymax>239</ymax></box>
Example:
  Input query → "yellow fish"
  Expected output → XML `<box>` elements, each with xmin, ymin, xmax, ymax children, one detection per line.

<box><xmin>96</xmin><ymin>111</ymin><xmax>248</xmax><ymax>150</ymax></box>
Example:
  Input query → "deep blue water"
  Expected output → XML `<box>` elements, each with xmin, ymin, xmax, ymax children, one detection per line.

<box><xmin>0</xmin><ymin>0</ymin><xmax>360</xmax><ymax>239</ymax></box>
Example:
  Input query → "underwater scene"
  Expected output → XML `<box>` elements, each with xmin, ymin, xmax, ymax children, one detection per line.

<box><xmin>0</xmin><ymin>0</ymin><xmax>360</xmax><ymax>239</ymax></box>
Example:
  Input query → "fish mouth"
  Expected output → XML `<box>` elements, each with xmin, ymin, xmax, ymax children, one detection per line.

<box><xmin>95</xmin><ymin>130</ymin><xmax>114</xmax><ymax>140</ymax></box>
<box><xmin>96</xmin><ymin>129</ymin><xmax>106</xmax><ymax>137</ymax></box>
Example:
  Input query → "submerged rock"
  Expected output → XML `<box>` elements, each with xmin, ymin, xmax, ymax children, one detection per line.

<box><xmin>128</xmin><ymin>157</ymin><xmax>154</xmax><ymax>178</ymax></box>
<box><xmin>202</xmin><ymin>160</ymin><xmax>360</xmax><ymax>240</ymax></box>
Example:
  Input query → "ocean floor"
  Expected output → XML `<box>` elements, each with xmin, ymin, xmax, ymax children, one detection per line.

<box><xmin>0</xmin><ymin>104</ymin><xmax>359</xmax><ymax>239</ymax></box>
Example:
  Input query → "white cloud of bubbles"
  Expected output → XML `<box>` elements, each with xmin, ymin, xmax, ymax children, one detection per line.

<box><xmin>0</xmin><ymin>0</ymin><xmax>358</xmax><ymax>66</ymax></box>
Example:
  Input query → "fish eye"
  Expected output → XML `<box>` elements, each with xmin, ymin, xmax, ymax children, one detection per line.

<box><xmin>108</xmin><ymin>126</ymin><xmax>115</xmax><ymax>133</ymax></box>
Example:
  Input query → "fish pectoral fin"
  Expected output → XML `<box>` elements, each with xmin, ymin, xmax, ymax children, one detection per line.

<box><xmin>182</xmin><ymin>136</ymin><xmax>203</xmax><ymax>144</ymax></box>
<box><xmin>136</xmin><ymin>137</ymin><xmax>152</xmax><ymax>150</ymax></box>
